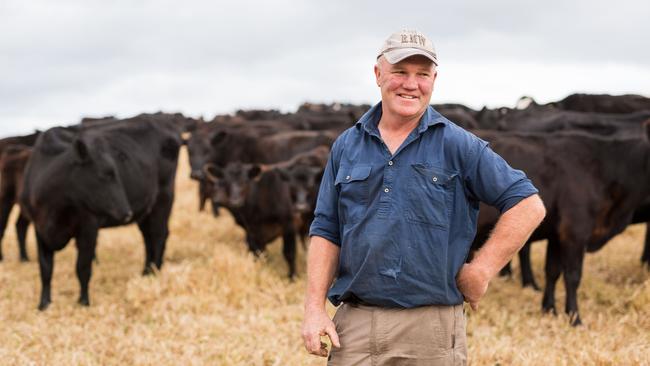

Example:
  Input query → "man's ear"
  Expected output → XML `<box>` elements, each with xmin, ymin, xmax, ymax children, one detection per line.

<box><xmin>374</xmin><ymin>62</ymin><xmax>381</xmax><ymax>87</ymax></box>
<box><xmin>431</xmin><ymin>68</ymin><xmax>438</xmax><ymax>91</ymax></box>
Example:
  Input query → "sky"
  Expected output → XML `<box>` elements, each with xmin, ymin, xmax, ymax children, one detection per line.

<box><xmin>1</xmin><ymin>0</ymin><xmax>649</xmax><ymax>138</ymax></box>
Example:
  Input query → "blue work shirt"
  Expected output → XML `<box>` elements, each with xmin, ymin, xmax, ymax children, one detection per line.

<box><xmin>309</xmin><ymin>102</ymin><xmax>539</xmax><ymax>308</ymax></box>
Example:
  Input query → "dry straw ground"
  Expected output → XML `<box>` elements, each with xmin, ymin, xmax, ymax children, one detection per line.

<box><xmin>1</xmin><ymin>148</ymin><xmax>649</xmax><ymax>365</ymax></box>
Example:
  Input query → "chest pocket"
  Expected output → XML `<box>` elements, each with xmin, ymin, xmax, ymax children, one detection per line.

<box><xmin>407</xmin><ymin>164</ymin><xmax>457</xmax><ymax>228</ymax></box>
<box><xmin>335</xmin><ymin>165</ymin><xmax>372</xmax><ymax>224</ymax></box>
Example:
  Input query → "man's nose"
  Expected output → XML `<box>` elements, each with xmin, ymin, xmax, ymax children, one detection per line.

<box><xmin>403</xmin><ymin>75</ymin><xmax>418</xmax><ymax>89</ymax></box>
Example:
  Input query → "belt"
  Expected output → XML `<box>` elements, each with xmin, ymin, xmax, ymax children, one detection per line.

<box><xmin>342</xmin><ymin>294</ymin><xmax>379</xmax><ymax>307</ymax></box>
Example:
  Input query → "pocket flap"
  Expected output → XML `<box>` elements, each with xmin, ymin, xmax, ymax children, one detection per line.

<box><xmin>335</xmin><ymin>165</ymin><xmax>372</xmax><ymax>185</ymax></box>
<box><xmin>411</xmin><ymin>164</ymin><xmax>456</xmax><ymax>185</ymax></box>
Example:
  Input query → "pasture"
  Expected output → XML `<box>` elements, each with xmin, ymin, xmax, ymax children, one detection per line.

<box><xmin>0</xmin><ymin>148</ymin><xmax>648</xmax><ymax>365</ymax></box>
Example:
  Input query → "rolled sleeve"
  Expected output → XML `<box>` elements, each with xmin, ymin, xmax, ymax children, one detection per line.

<box><xmin>465</xmin><ymin>143</ymin><xmax>539</xmax><ymax>213</ymax></box>
<box><xmin>309</xmin><ymin>144</ymin><xmax>341</xmax><ymax>246</ymax></box>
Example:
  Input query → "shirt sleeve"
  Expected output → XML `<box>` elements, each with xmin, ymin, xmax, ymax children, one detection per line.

<box><xmin>309</xmin><ymin>139</ymin><xmax>342</xmax><ymax>246</ymax></box>
<box><xmin>464</xmin><ymin>142</ymin><xmax>539</xmax><ymax>213</ymax></box>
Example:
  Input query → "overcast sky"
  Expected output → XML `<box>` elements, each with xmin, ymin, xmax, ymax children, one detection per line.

<box><xmin>1</xmin><ymin>0</ymin><xmax>648</xmax><ymax>138</ymax></box>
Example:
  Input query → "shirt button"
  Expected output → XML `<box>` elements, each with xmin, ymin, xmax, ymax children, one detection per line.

<box><xmin>384</xmin><ymin>187</ymin><xmax>390</xmax><ymax>193</ymax></box>
<box><xmin>346</xmin><ymin>175</ymin><xmax>351</xmax><ymax>180</ymax></box>
<box><xmin>432</xmin><ymin>176</ymin><xmax>438</xmax><ymax>182</ymax></box>
<box><xmin>388</xmin><ymin>160</ymin><xmax>394</xmax><ymax>166</ymax></box>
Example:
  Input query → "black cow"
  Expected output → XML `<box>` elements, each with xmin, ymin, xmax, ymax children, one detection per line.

<box><xmin>186</xmin><ymin>121</ymin><xmax>221</xmax><ymax>215</ymax></box>
<box><xmin>292</xmin><ymin>103</ymin><xmax>366</xmax><ymax>133</ymax></box>
<box><xmin>80</xmin><ymin>116</ymin><xmax>116</xmax><ymax>124</ymax></box>
<box><xmin>273</xmin><ymin>146</ymin><xmax>330</xmax><ymax>247</ymax></box>
<box><xmin>186</xmin><ymin>115</ymin><xmax>302</xmax><ymax>213</ymax></box>
<box><xmin>81</xmin><ymin>112</ymin><xmax>200</xmax><ymax>133</ymax></box>
<box><xmin>490</xmin><ymin>111</ymin><xmax>650</xmax><ymax>286</ymax></box>
<box><xmin>0</xmin><ymin>145</ymin><xmax>32</xmax><ymax>262</ymax></box>
<box><xmin>20</xmin><ymin>117</ymin><xmax>182</xmax><ymax>310</ymax></box>
<box><xmin>208</xmin><ymin>129</ymin><xmax>335</xmax><ymax>167</ymax></box>
<box><xmin>235</xmin><ymin>109</ymin><xmax>287</xmax><ymax>121</ymax></box>
<box><xmin>0</xmin><ymin>131</ymin><xmax>40</xmax><ymax>153</ymax></box>
<box><xmin>472</xmin><ymin>127</ymin><xmax>650</xmax><ymax>325</ymax></box>
<box><xmin>204</xmin><ymin>162</ymin><xmax>297</xmax><ymax>279</ymax></box>
<box><xmin>432</xmin><ymin>103</ymin><xmax>479</xmax><ymax>130</ymax></box>
<box><xmin>491</xmin><ymin>107</ymin><xmax>650</xmax><ymax>138</ymax></box>
<box><xmin>552</xmin><ymin>93</ymin><xmax>650</xmax><ymax>114</ymax></box>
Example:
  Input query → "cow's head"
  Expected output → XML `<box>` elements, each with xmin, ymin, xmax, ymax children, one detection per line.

<box><xmin>207</xmin><ymin>129</ymin><xmax>255</xmax><ymax>168</ymax></box>
<box><xmin>68</xmin><ymin>135</ymin><xmax>132</xmax><ymax>223</ymax></box>
<box><xmin>278</xmin><ymin>164</ymin><xmax>324</xmax><ymax>213</ymax></box>
<box><xmin>186</xmin><ymin>131</ymin><xmax>211</xmax><ymax>180</ymax></box>
<box><xmin>204</xmin><ymin>162</ymin><xmax>262</xmax><ymax>208</ymax></box>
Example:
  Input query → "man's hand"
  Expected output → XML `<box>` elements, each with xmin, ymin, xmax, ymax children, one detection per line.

<box><xmin>302</xmin><ymin>307</ymin><xmax>340</xmax><ymax>357</ymax></box>
<box><xmin>456</xmin><ymin>262</ymin><xmax>491</xmax><ymax>310</ymax></box>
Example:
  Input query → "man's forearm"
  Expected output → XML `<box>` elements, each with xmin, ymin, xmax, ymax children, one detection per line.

<box><xmin>472</xmin><ymin>194</ymin><xmax>546</xmax><ymax>279</ymax></box>
<box><xmin>304</xmin><ymin>236</ymin><xmax>340</xmax><ymax>311</ymax></box>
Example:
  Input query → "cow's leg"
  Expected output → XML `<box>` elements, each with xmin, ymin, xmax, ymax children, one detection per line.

<box><xmin>0</xmin><ymin>197</ymin><xmax>14</xmax><ymax>261</ymax></box>
<box><xmin>36</xmin><ymin>233</ymin><xmax>55</xmax><ymax>311</ymax></box>
<box><xmin>282</xmin><ymin>225</ymin><xmax>297</xmax><ymax>279</ymax></box>
<box><xmin>137</xmin><ymin>223</ymin><xmax>155</xmax><ymax>275</ymax></box>
<box><xmin>542</xmin><ymin>238</ymin><xmax>562</xmax><ymax>315</ymax></box>
<box><xmin>205</xmin><ymin>181</ymin><xmax>220</xmax><ymax>217</ymax></box>
<box><xmin>300</xmin><ymin>222</ymin><xmax>309</xmax><ymax>250</ymax></box>
<box><xmin>519</xmin><ymin>242</ymin><xmax>540</xmax><ymax>290</ymax></box>
<box><xmin>642</xmin><ymin>222</ymin><xmax>650</xmax><ymax>269</ymax></box>
<box><xmin>300</xmin><ymin>235</ymin><xmax>308</xmax><ymax>251</ymax></box>
<box><xmin>198</xmin><ymin>179</ymin><xmax>207</xmax><ymax>212</ymax></box>
<box><xmin>210</xmin><ymin>200</ymin><xmax>220</xmax><ymax>217</ymax></box>
<box><xmin>138</xmin><ymin>192</ymin><xmax>173</xmax><ymax>274</ymax></box>
<box><xmin>561</xmin><ymin>243</ymin><xmax>585</xmax><ymax>326</ymax></box>
<box><xmin>75</xmin><ymin>224</ymin><xmax>98</xmax><ymax>307</ymax></box>
<box><xmin>245</xmin><ymin>232</ymin><xmax>263</xmax><ymax>257</ymax></box>
<box><xmin>16</xmin><ymin>212</ymin><xmax>30</xmax><ymax>262</ymax></box>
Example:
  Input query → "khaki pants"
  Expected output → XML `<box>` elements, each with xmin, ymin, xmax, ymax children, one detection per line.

<box><xmin>328</xmin><ymin>303</ymin><xmax>467</xmax><ymax>366</ymax></box>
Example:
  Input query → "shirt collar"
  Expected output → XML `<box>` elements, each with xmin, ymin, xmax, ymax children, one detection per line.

<box><xmin>355</xmin><ymin>102</ymin><xmax>448</xmax><ymax>137</ymax></box>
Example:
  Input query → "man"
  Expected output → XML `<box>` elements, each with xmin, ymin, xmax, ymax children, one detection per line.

<box><xmin>302</xmin><ymin>29</ymin><xmax>545</xmax><ymax>365</ymax></box>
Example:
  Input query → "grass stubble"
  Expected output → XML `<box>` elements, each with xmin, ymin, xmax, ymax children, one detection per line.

<box><xmin>0</xmin><ymin>148</ymin><xmax>648</xmax><ymax>365</ymax></box>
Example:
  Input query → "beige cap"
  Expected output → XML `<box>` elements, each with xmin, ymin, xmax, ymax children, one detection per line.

<box><xmin>378</xmin><ymin>29</ymin><xmax>438</xmax><ymax>65</ymax></box>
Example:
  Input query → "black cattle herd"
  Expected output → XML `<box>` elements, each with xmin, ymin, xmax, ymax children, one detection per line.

<box><xmin>0</xmin><ymin>94</ymin><xmax>649</xmax><ymax>326</ymax></box>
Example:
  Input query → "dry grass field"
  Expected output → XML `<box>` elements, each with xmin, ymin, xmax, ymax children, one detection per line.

<box><xmin>1</xmin><ymin>148</ymin><xmax>649</xmax><ymax>365</ymax></box>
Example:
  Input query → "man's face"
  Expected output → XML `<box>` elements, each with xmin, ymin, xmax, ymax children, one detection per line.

<box><xmin>374</xmin><ymin>55</ymin><xmax>437</xmax><ymax>122</ymax></box>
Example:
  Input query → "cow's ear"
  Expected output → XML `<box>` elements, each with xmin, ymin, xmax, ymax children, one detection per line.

<box><xmin>210</xmin><ymin>131</ymin><xmax>227</xmax><ymax>146</ymax></box>
<box><xmin>248</xmin><ymin>165</ymin><xmax>262</xmax><ymax>179</ymax></box>
<box><xmin>203</xmin><ymin>163</ymin><xmax>223</xmax><ymax>182</ymax></box>
<box><xmin>74</xmin><ymin>139</ymin><xmax>89</xmax><ymax>162</ymax></box>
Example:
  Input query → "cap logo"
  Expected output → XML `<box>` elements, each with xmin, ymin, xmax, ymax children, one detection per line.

<box><xmin>380</xmin><ymin>29</ymin><xmax>438</xmax><ymax>65</ymax></box>
<box><xmin>401</xmin><ymin>33</ymin><xmax>426</xmax><ymax>46</ymax></box>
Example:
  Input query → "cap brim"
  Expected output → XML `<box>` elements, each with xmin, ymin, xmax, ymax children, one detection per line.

<box><xmin>383</xmin><ymin>48</ymin><xmax>438</xmax><ymax>65</ymax></box>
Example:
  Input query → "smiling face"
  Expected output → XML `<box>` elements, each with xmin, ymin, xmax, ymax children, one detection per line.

<box><xmin>374</xmin><ymin>55</ymin><xmax>437</xmax><ymax>123</ymax></box>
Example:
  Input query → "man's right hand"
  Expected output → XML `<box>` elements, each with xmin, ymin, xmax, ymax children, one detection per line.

<box><xmin>301</xmin><ymin>307</ymin><xmax>340</xmax><ymax>357</ymax></box>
